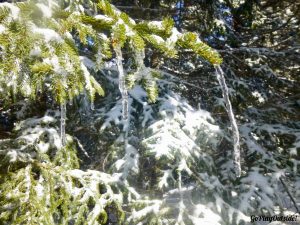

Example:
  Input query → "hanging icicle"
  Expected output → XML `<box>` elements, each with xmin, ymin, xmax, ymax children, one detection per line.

<box><xmin>114</xmin><ymin>45</ymin><xmax>129</xmax><ymax>121</ymax></box>
<box><xmin>60</xmin><ymin>101</ymin><xmax>67</xmax><ymax>147</ymax></box>
<box><xmin>176</xmin><ymin>168</ymin><xmax>184</xmax><ymax>225</ymax></box>
<box><xmin>135</xmin><ymin>50</ymin><xmax>145</xmax><ymax>67</ymax></box>
<box><xmin>60</xmin><ymin>57</ymin><xmax>68</xmax><ymax>147</ymax></box>
<box><xmin>215</xmin><ymin>65</ymin><xmax>241</xmax><ymax>177</ymax></box>
<box><xmin>90</xmin><ymin>101</ymin><xmax>95</xmax><ymax>111</ymax></box>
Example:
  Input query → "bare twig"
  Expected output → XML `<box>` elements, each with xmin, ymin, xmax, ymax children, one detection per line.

<box><xmin>279</xmin><ymin>177</ymin><xmax>300</xmax><ymax>214</ymax></box>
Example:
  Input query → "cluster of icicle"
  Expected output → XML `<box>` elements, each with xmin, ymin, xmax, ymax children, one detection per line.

<box><xmin>215</xmin><ymin>65</ymin><xmax>241</xmax><ymax>177</ymax></box>
<box><xmin>57</xmin><ymin>48</ymin><xmax>241</xmax><ymax>178</ymax></box>
<box><xmin>59</xmin><ymin>45</ymin><xmax>130</xmax><ymax>149</ymax></box>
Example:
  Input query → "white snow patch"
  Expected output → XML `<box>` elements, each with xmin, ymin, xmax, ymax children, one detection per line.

<box><xmin>33</xmin><ymin>27</ymin><xmax>63</xmax><ymax>43</ymax></box>
<box><xmin>80</xmin><ymin>56</ymin><xmax>96</xmax><ymax>69</ymax></box>
<box><xmin>252</xmin><ymin>90</ymin><xmax>265</xmax><ymax>103</ymax></box>
<box><xmin>150</xmin><ymin>34</ymin><xmax>165</xmax><ymax>44</ymax></box>
<box><xmin>0</xmin><ymin>3</ymin><xmax>20</xmax><ymax>20</ymax></box>
<box><xmin>36</xmin><ymin>142</ymin><xmax>50</xmax><ymax>153</ymax></box>
<box><xmin>36</xmin><ymin>3</ymin><xmax>52</xmax><ymax>18</ymax></box>
<box><xmin>0</xmin><ymin>25</ymin><xmax>5</xmax><ymax>33</ymax></box>
<box><xmin>30</xmin><ymin>47</ymin><xmax>42</xmax><ymax>57</ymax></box>
<box><xmin>166</xmin><ymin>28</ymin><xmax>181</xmax><ymax>47</ymax></box>
<box><xmin>189</xmin><ymin>204</ymin><xmax>222</xmax><ymax>225</ymax></box>
<box><xmin>148</xmin><ymin>21</ymin><xmax>163</xmax><ymax>29</ymax></box>
<box><xmin>94</xmin><ymin>14</ymin><xmax>114</xmax><ymax>22</ymax></box>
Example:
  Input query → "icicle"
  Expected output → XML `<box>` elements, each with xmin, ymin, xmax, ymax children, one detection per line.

<box><xmin>215</xmin><ymin>65</ymin><xmax>241</xmax><ymax>177</ymax></box>
<box><xmin>90</xmin><ymin>101</ymin><xmax>95</xmax><ymax>111</ymax></box>
<box><xmin>60</xmin><ymin>101</ymin><xmax>67</xmax><ymax>147</ymax></box>
<box><xmin>176</xmin><ymin>169</ymin><xmax>184</xmax><ymax>225</ymax></box>
<box><xmin>114</xmin><ymin>46</ymin><xmax>129</xmax><ymax>121</ymax></box>
<box><xmin>47</xmin><ymin>0</ymin><xmax>54</xmax><ymax>8</ymax></box>
<box><xmin>135</xmin><ymin>50</ymin><xmax>145</xmax><ymax>67</ymax></box>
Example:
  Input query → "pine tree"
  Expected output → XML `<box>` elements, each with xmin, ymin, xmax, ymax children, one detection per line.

<box><xmin>0</xmin><ymin>0</ymin><xmax>224</xmax><ymax>224</ymax></box>
<box><xmin>2</xmin><ymin>0</ymin><xmax>299</xmax><ymax>224</ymax></box>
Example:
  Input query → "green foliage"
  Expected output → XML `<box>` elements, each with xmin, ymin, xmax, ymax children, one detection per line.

<box><xmin>126</xmin><ymin>73</ymin><xmax>136</xmax><ymax>89</ymax></box>
<box><xmin>135</xmin><ymin>17</ymin><xmax>174</xmax><ymax>39</ymax></box>
<box><xmin>177</xmin><ymin>32</ymin><xmax>223</xmax><ymax>65</ymax></box>
<box><xmin>143</xmin><ymin>34</ymin><xmax>178</xmax><ymax>58</ymax></box>
<box><xmin>0</xmin><ymin>1</ymin><xmax>105</xmax><ymax>105</ymax></box>
<box><xmin>80</xmin><ymin>15</ymin><xmax>114</xmax><ymax>31</ymax></box>
<box><xmin>131</xmin><ymin>34</ymin><xmax>145</xmax><ymax>51</ymax></box>
<box><xmin>90</xmin><ymin>76</ymin><xmax>105</xmax><ymax>99</ymax></box>
<box><xmin>112</xmin><ymin>23</ymin><xmax>127</xmax><ymax>47</ymax></box>
<box><xmin>0</xmin><ymin>0</ymin><xmax>224</xmax><ymax>224</ymax></box>
<box><xmin>0</xmin><ymin>6</ymin><xmax>10</xmax><ymax>22</ymax></box>
<box><xmin>143</xmin><ymin>78</ymin><xmax>158</xmax><ymax>103</ymax></box>
<box><xmin>0</xmin><ymin>115</ymin><xmax>124</xmax><ymax>225</ymax></box>
<box><xmin>162</xmin><ymin>17</ymin><xmax>175</xmax><ymax>37</ymax></box>
<box><xmin>98</xmin><ymin>0</ymin><xmax>117</xmax><ymax>20</ymax></box>
<box><xmin>0</xmin><ymin>0</ymin><xmax>221</xmax><ymax>106</ymax></box>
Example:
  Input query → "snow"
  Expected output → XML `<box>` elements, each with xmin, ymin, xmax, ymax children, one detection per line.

<box><xmin>252</xmin><ymin>90</ymin><xmax>266</xmax><ymax>103</ymax></box>
<box><xmin>273</xmin><ymin>170</ymin><xmax>285</xmax><ymax>180</ymax></box>
<box><xmin>6</xmin><ymin>150</ymin><xmax>18</xmax><ymax>162</ymax></box>
<box><xmin>80</xmin><ymin>62</ymin><xmax>93</xmax><ymax>96</ymax></box>
<box><xmin>231</xmin><ymin>191</ymin><xmax>238</xmax><ymax>197</ymax></box>
<box><xmin>166</xmin><ymin>28</ymin><xmax>181</xmax><ymax>47</ymax></box>
<box><xmin>215</xmin><ymin>196</ymin><xmax>250</xmax><ymax>223</ymax></box>
<box><xmin>94</xmin><ymin>14</ymin><xmax>114</xmax><ymax>22</ymax></box>
<box><xmin>113</xmin><ymin>19</ymin><xmax>135</xmax><ymax>37</ymax></box>
<box><xmin>128</xmin><ymin>85</ymin><xmax>154</xmax><ymax>127</ymax></box>
<box><xmin>142</xmin><ymin>81</ymin><xmax>220</xmax><ymax>162</ymax></box>
<box><xmin>189</xmin><ymin>204</ymin><xmax>222</xmax><ymax>225</ymax></box>
<box><xmin>36</xmin><ymin>3</ymin><xmax>52</xmax><ymax>18</ymax></box>
<box><xmin>128</xmin><ymin>85</ymin><xmax>148</xmax><ymax>105</ymax></box>
<box><xmin>184</xmin><ymin>62</ymin><xmax>195</xmax><ymax>70</ymax></box>
<box><xmin>148</xmin><ymin>21</ymin><xmax>163</xmax><ymax>29</ymax></box>
<box><xmin>95</xmin><ymin>66</ymin><xmax>238</xmax><ymax>223</ymax></box>
<box><xmin>78</xmin><ymin>4</ymin><xmax>84</xmax><ymax>13</ymax></box>
<box><xmin>44</xmin><ymin>56</ymin><xmax>66</xmax><ymax>76</ymax></box>
<box><xmin>0</xmin><ymin>3</ymin><xmax>19</xmax><ymax>20</ymax></box>
<box><xmin>100</xmin><ymin>99</ymin><xmax>129</xmax><ymax>130</ymax></box>
<box><xmin>144</xmin><ymin>118</ymin><xmax>195</xmax><ymax>159</ymax></box>
<box><xmin>243</xmin><ymin>169</ymin><xmax>274</xmax><ymax>195</ymax></box>
<box><xmin>80</xmin><ymin>56</ymin><xmax>96</xmax><ymax>69</ymax></box>
<box><xmin>240</xmin><ymin>123</ymin><xmax>269</xmax><ymax>157</ymax></box>
<box><xmin>214</xmin><ymin>19</ymin><xmax>225</xmax><ymax>26</ymax></box>
<box><xmin>32</xmin><ymin>27</ymin><xmax>63</xmax><ymax>43</ymax></box>
<box><xmin>0</xmin><ymin>25</ymin><xmax>5</xmax><ymax>33</ymax></box>
<box><xmin>114</xmin><ymin>144</ymin><xmax>139</xmax><ymax>179</ymax></box>
<box><xmin>150</xmin><ymin>34</ymin><xmax>165</xmax><ymax>44</ymax></box>
<box><xmin>158</xmin><ymin>169</ymin><xmax>173</xmax><ymax>189</ymax></box>
<box><xmin>124</xmin><ymin>25</ymin><xmax>135</xmax><ymax>37</ymax></box>
<box><xmin>35</xmin><ymin>176</ymin><xmax>45</xmax><ymax>198</ymax></box>
<box><xmin>127</xmin><ymin>200</ymin><xmax>161</xmax><ymax>221</ymax></box>
<box><xmin>30</xmin><ymin>47</ymin><xmax>42</xmax><ymax>57</ymax></box>
<box><xmin>239</xmin><ymin>167</ymin><xmax>279</xmax><ymax>213</ymax></box>
<box><xmin>11</xmin><ymin>114</ymin><xmax>63</xmax><ymax>152</ymax></box>
<box><xmin>36</xmin><ymin>142</ymin><xmax>50</xmax><ymax>153</ymax></box>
